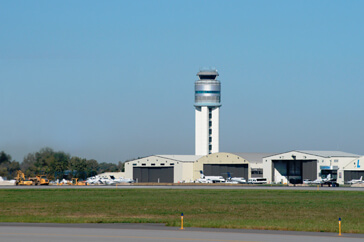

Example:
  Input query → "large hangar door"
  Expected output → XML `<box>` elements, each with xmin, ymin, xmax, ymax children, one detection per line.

<box><xmin>272</xmin><ymin>160</ymin><xmax>317</xmax><ymax>184</ymax></box>
<box><xmin>302</xmin><ymin>160</ymin><xmax>317</xmax><ymax>181</ymax></box>
<box><xmin>203</xmin><ymin>164</ymin><xmax>248</xmax><ymax>179</ymax></box>
<box><xmin>133</xmin><ymin>167</ymin><xmax>174</xmax><ymax>183</ymax></box>
<box><xmin>344</xmin><ymin>171</ymin><xmax>364</xmax><ymax>182</ymax></box>
<box><xmin>149</xmin><ymin>167</ymin><xmax>174</xmax><ymax>183</ymax></box>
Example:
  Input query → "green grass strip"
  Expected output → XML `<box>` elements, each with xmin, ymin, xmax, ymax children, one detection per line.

<box><xmin>0</xmin><ymin>189</ymin><xmax>363</xmax><ymax>233</ymax></box>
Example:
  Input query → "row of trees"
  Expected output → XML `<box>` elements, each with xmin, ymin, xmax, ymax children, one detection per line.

<box><xmin>0</xmin><ymin>148</ymin><xmax>125</xmax><ymax>180</ymax></box>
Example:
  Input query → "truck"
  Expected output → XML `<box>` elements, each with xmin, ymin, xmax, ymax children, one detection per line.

<box><xmin>29</xmin><ymin>175</ymin><xmax>49</xmax><ymax>185</ymax></box>
<box><xmin>15</xmin><ymin>170</ymin><xmax>33</xmax><ymax>186</ymax></box>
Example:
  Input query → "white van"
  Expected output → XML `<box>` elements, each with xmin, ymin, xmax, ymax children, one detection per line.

<box><xmin>248</xmin><ymin>178</ymin><xmax>267</xmax><ymax>184</ymax></box>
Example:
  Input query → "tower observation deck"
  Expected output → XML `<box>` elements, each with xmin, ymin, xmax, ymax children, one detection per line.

<box><xmin>194</xmin><ymin>69</ymin><xmax>221</xmax><ymax>156</ymax></box>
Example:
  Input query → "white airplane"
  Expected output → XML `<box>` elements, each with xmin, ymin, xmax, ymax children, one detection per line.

<box><xmin>311</xmin><ymin>174</ymin><xmax>332</xmax><ymax>184</ymax></box>
<box><xmin>195</xmin><ymin>177</ymin><xmax>212</xmax><ymax>183</ymax></box>
<box><xmin>225</xmin><ymin>172</ymin><xmax>246</xmax><ymax>184</ymax></box>
<box><xmin>86</xmin><ymin>175</ymin><xmax>133</xmax><ymax>185</ymax></box>
<box><xmin>322</xmin><ymin>174</ymin><xmax>333</xmax><ymax>182</ymax></box>
<box><xmin>0</xmin><ymin>176</ymin><xmax>16</xmax><ymax>185</ymax></box>
<box><xmin>59</xmin><ymin>178</ymin><xmax>71</xmax><ymax>185</ymax></box>
<box><xmin>98</xmin><ymin>176</ymin><xmax>116</xmax><ymax>185</ymax></box>
<box><xmin>109</xmin><ymin>175</ymin><xmax>134</xmax><ymax>184</ymax></box>
<box><xmin>86</xmin><ymin>176</ymin><xmax>100</xmax><ymax>185</ymax></box>
<box><xmin>86</xmin><ymin>175</ymin><xmax>112</xmax><ymax>185</ymax></box>
<box><xmin>196</xmin><ymin>171</ymin><xmax>225</xmax><ymax>183</ymax></box>
<box><xmin>347</xmin><ymin>176</ymin><xmax>363</xmax><ymax>184</ymax></box>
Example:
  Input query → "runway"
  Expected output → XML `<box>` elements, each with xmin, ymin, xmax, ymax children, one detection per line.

<box><xmin>0</xmin><ymin>223</ymin><xmax>363</xmax><ymax>242</ymax></box>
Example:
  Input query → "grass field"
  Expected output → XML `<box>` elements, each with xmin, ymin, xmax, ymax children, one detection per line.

<box><xmin>0</xmin><ymin>189</ymin><xmax>363</xmax><ymax>233</ymax></box>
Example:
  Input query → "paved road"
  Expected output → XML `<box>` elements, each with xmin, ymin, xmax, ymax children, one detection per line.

<box><xmin>1</xmin><ymin>184</ymin><xmax>363</xmax><ymax>191</ymax></box>
<box><xmin>0</xmin><ymin>223</ymin><xmax>362</xmax><ymax>242</ymax></box>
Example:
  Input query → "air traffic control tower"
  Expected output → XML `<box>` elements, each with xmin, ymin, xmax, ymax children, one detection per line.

<box><xmin>194</xmin><ymin>69</ymin><xmax>221</xmax><ymax>156</ymax></box>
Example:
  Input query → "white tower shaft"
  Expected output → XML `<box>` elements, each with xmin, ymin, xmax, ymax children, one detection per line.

<box><xmin>195</xmin><ymin>107</ymin><xmax>220</xmax><ymax>155</ymax></box>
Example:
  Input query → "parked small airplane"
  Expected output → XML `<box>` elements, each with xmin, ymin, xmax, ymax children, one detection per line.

<box><xmin>109</xmin><ymin>175</ymin><xmax>134</xmax><ymax>184</ymax></box>
<box><xmin>310</xmin><ymin>174</ymin><xmax>332</xmax><ymax>184</ymax></box>
<box><xmin>86</xmin><ymin>175</ymin><xmax>115</xmax><ymax>185</ymax></box>
<box><xmin>225</xmin><ymin>172</ymin><xmax>246</xmax><ymax>184</ymax></box>
<box><xmin>347</xmin><ymin>176</ymin><xmax>363</xmax><ymax>184</ymax></box>
<box><xmin>0</xmin><ymin>176</ymin><xmax>15</xmax><ymax>185</ymax></box>
<box><xmin>86</xmin><ymin>175</ymin><xmax>134</xmax><ymax>185</ymax></box>
<box><xmin>195</xmin><ymin>171</ymin><xmax>225</xmax><ymax>183</ymax></box>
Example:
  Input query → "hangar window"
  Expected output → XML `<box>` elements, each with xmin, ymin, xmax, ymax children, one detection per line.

<box><xmin>334</xmin><ymin>159</ymin><xmax>338</xmax><ymax>163</ymax></box>
<box><xmin>161</xmin><ymin>163</ymin><xmax>165</xmax><ymax>166</ymax></box>
<box><xmin>142</xmin><ymin>163</ymin><xmax>146</xmax><ymax>166</ymax></box>
<box><xmin>171</xmin><ymin>163</ymin><xmax>174</xmax><ymax>166</ymax></box>
<box><xmin>252</xmin><ymin>169</ymin><xmax>263</xmax><ymax>175</ymax></box>
<box><xmin>151</xmin><ymin>163</ymin><xmax>155</xmax><ymax>166</ymax></box>
<box><xmin>133</xmin><ymin>164</ymin><xmax>137</xmax><ymax>166</ymax></box>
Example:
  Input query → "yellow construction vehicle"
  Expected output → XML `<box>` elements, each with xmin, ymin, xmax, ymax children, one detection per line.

<box><xmin>29</xmin><ymin>175</ymin><xmax>49</xmax><ymax>185</ymax></box>
<box><xmin>15</xmin><ymin>170</ymin><xmax>33</xmax><ymax>186</ymax></box>
<box><xmin>71</xmin><ymin>178</ymin><xmax>88</xmax><ymax>186</ymax></box>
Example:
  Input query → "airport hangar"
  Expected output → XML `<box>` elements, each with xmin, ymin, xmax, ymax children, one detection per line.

<box><xmin>124</xmin><ymin>152</ymin><xmax>272</xmax><ymax>183</ymax></box>
<box><xmin>262</xmin><ymin>150</ymin><xmax>361</xmax><ymax>184</ymax></box>
<box><xmin>342</xmin><ymin>156</ymin><xmax>364</xmax><ymax>181</ymax></box>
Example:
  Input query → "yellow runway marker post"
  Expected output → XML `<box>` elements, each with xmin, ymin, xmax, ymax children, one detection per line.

<box><xmin>180</xmin><ymin>213</ymin><xmax>184</xmax><ymax>230</ymax></box>
<box><xmin>338</xmin><ymin>217</ymin><xmax>342</xmax><ymax>236</ymax></box>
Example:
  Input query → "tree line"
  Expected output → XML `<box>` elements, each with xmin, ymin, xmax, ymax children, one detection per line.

<box><xmin>0</xmin><ymin>148</ymin><xmax>124</xmax><ymax>180</ymax></box>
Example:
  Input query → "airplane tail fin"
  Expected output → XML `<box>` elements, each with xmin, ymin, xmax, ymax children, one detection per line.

<box><xmin>200</xmin><ymin>170</ymin><xmax>205</xmax><ymax>179</ymax></box>
<box><xmin>227</xmin><ymin>172</ymin><xmax>232</xmax><ymax>178</ymax></box>
<box><xmin>327</xmin><ymin>174</ymin><xmax>331</xmax><ymax>180</ymax></box>
<box><xmin>360</xmin><ymin>176</ymin><xmax>363</xmax><ymax>181</ymax></box>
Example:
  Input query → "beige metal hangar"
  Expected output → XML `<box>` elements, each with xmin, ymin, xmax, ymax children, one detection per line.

<box><xmin>263</xmin><ymin>150</ymin><xmax>360</xmax><ymax>184</ymax></box>
<box><xmin>193</xmin><ymin>152</ymin><xmax>272</xmax><ymax>181</ymax></box>
<box><xmin>342</xmin><ymin>156</ymin><xmax>364</xmax><ymax>182</ymax></box>
<box><xmin>124</xmin><ymin>155</ymin><xmax>202</xmax><ymax>183</ymax></box>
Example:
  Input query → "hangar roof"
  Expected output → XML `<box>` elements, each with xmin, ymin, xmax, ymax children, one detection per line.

<box><xmin>231</xmin><ymin>153</ymin><xmax>274</xmax><ymax>163</ymax></box>
<box><xmin>264</xmin><ymin>150</ymin><xmax>360</xmax><ymax>158</ymax></box>
<box><xmin>297</xmin><ymin>150</ymin><xmax>360</xmax><ymax>158</ymax></box>
<box><xmin>155</xmin><ymin>155</ymin><xmax>203</xmax><ymax>162</ymax></box>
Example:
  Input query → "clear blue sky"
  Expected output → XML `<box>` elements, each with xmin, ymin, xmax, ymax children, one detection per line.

<box><xmin>1</xmin><ymin>0</ymin><xmax>364</xmax><ymax>163</ymax></box>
